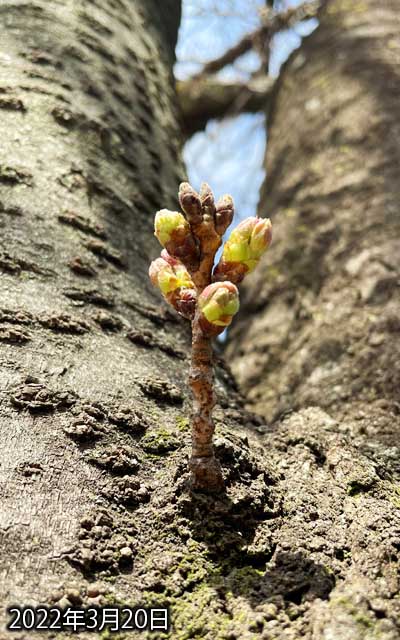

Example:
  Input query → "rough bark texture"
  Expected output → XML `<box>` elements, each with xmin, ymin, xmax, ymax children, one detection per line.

<box><xmin>0</xmin><ymin>3</ymin><xmax>290</xmax><ymax>640</ymax></box>
<box><xmin>2</xmin><ymin>1</ymin><xmax>399</xmax><ymax>639</ymax></box>
<box><xmin>0</xmin><ymin>0</ymin><xmax>187</xmax><ymax>629</ymax></box>
<box><xmin>227</xmin><ymin>0</ymin><xmax>400</xmax><ymax>638</ymax></box>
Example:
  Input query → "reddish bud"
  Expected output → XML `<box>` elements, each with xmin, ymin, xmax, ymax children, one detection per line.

<box><xmin>215</xmin><ymin>194</ymin><xmax>234</xmax><ymax>235</ymax></box>
<box><xmin>149</xmin><ymin>253</ymin><xmax>197</xmax><ymax>319</ymax></box>
<box><xmin>179</xmin><ymin>182</ymin><xmax>203</xmax><ymax>225</ymax></box>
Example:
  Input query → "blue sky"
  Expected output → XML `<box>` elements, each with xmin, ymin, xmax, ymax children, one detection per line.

<box><xmin>175</xmin><ymin>0</ymin><xmax>318</xmax><ymax>224</ymax></box>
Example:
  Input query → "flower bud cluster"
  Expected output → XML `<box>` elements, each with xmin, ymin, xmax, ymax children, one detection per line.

<box><xmin>149</xmin><ymin>183</ymin><xmax>272</xmax><ymax>333</ymax></box>
<box><xmin>178</xmin><ymin>181</ymin><xmax>233</xmax><ymax>234</ymax></box>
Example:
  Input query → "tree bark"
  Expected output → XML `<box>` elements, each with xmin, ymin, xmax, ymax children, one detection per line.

<box><xmin>228</xmin><ymin>0</ymin><xmax>400</xmax><ymax>432</ymax></box>
<box><xmin>0</xmin><ymin>3</ymin><xmax>280</xmax><ymax>639</ymax></box>
<box><xmin>227</xmin><ymin>0</ymin><xmax>400</xmax><ymax>637</ymax></box>
<box><xmin>2</xmin><ymin>1</ymin><xmax>399</xmax><ymax>639</ymax></box>
<box><xmin>0</xmin><ymin>0</ymin><xmax>186</xmax><ymax>625</ymax></box>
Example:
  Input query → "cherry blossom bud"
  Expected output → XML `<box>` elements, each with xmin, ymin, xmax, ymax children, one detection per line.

<box><xmin>154</xmin><ymin>210</ymin><xmax>186</xmax><ymax>247</ymax></box>
<box><xmin>215</xmin><ymin>194</ymin><xmax>234</xmax><ymax>235</ymax></box>
<box><xmin>174</xmin><ymin>288</ymin><xmax>197</xmax><ymax>319</ymax></box>
<box><xmin>198</xmin><ymin>281</ymin><xmax>239</xmax><ymax>336</ymax></box>
<box><xmin>213</xmin><ymin>216</ymin><xmax>272</xmax><ymax>284</ymax></box>
<box><xmin>178</xmin><ymin>182</ymin><xmax>203</xmax><ymax>225</ymax></box>
<box><xmin>199</xmin><ymin>182</ymin><xmax>215</xmax><ymax>222</ymax></box>
<box><xmin>154</xmin><ymin>209</ymin><xmax>199</xmax><ymax>270</ymax></box>
<box><xmin>149</xmin><ymin>252</ymin><xmax>197</xmax><ymax>319</ymax></box>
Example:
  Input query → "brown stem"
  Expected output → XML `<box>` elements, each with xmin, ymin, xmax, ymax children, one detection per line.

<box><xmin>190</xmin><ymin>223</ymin><xmax>221</xmax><ymax>290</ymax></box>
<box><xmin>189</xmin><ymin>311</ymin><xmax>224</xmax><ymax>492</ymax></box>
<box><xmin>178</xmin><ymin>182</ymin><xmax>225</xmax><ymax>491</ymax></box>
<box><xmin>177</xmin><ymin>75</ymin><xmax>274</xmax><ymax>138</ymax></box>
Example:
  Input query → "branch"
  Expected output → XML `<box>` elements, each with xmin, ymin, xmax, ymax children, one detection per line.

<box><xmin>191</xmin><ymin>0</ymin><xmax>320</xmax><ymax>80</ymax></box>
<box><xmin>149</xmin><ymin>184</ymin><xmax>272</xmax><ymax>492</ymax></box>
<box><xmin>177</xmin><ymin>75</ymin><xmax>274</xmax><ymax>137</ymax></box>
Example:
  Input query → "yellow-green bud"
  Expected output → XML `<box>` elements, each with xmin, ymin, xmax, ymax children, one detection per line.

<box><xmin>149</xmin><ymin>251</ymin><xmax>197</xmax><ymax>319</ymax></box>
<box><xmin>198</xmin><ymin>281</ymin><xmax>239</xmax><ymax>336</ymax></box>
<box><xmin>213</xmin><ymin>216</ymin><xmax>272</xmax><ymax>284</ymax></box>
<box><xmin>155</xmin><ymin>210</ymin><xmax>188</xmax><ymax>246</ymax></box>
<box><xmin>154</xmin><ymin>209</ymin><xmax>199</xmax><ymax>270</ymax></box>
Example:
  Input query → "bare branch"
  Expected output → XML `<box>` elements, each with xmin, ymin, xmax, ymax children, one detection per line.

<box><xmin>191</xmin><ymin>0</ymin><xmax>320</xmax><ymax>80</ymax></box>
<box><xmin>177</xmin><ymin>75</ymin><xmax>274</xmax><ymax>137</ymax></box>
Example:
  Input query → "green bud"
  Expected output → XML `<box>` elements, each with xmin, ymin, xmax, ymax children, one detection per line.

<box><xmin>154</xmin><ymin>209</ymin><xmax>199</xmax><ymax>270</ymax></box>
<box><xmin>154</xmin><ymin>210</ymin><xmax>188</xmax><ymax>246</ymax></box>
<box><xmin>198</xmin><ymin>281</ymin><xmax>239</xmax><ymax>335</ymax></box>
<box><xmin>149</xmin><ymin>251</ymin><xmax>197</xmax><ymax>319</ymax></box>
<box><xmin>213</xmin><ymin>216</ymin><xmax>272</xmax><ymax>284</ymax></box>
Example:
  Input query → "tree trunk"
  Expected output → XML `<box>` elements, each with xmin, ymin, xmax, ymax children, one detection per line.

<box><xmin>227</xmin><ymin>0</ymin><xmax>400</xmax><ymax>637</ymax></box>
<box><xmin>0</xmin><ymin>0</ymin><xmax>187</xmax><ymax>624</ymax></box>
<box><xmin>2</xmin><ymin>1</ymin><xmax>399</xmax><ymax>639</ymax></box>
<box><xmin>0</xmin><ymin>3</ymin><xmax>279</xmax><ymax>639</ymax></box>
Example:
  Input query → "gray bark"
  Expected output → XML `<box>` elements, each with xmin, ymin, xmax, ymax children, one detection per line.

<box><xmin>0</xmin><ymin>0</ymin><xmax>186</xmax><ymax>626</ymax></box>
<box><xmin>0</xmin><ymin>4</ymin><xmax>275</xmax><ymax>640</ymax></box>
<box><xmin>227</xmin><ymin>0</ymin><xmax>400</xmax><ymax>637</ymax></box>
<box><xmin>177</xmin><ymin>75</ymin><xmax>274</xmax><ymax>138</ymax></box>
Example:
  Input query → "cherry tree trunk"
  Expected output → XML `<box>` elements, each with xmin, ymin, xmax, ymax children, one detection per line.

<box><xmin>227</xmin><ymin>1</ymin><xmax>400</xmax><ymax>637</ymax></box>
<box><xmin>1</xmin><ymin>1</ymin><xmax>399</xmax><ymax>639</ymax></box>
<box><xmin>0</xmin><ymin>0</ymin><xmax>187</xmax><ymax>626</ymax></box>
<box><xmin>0</xmin><ymin>3</ymin><xmax>281</xmax><ymax>639</ymax></box>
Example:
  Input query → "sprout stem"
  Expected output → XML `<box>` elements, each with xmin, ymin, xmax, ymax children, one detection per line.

<box><xmin>189</xmin><ymin>311</ymin><xmax>224</xmax><ymax>492</ymax></box>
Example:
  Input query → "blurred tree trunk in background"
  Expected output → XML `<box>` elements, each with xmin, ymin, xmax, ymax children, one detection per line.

<box><xmin>227</xmin><ymin>0</ymin><xmax>400</xmax><ymax>636</ymax></box>
<box><xmin>229</xmin><ymin>0</ymin><xmax>400</xmax><ymax>441</ymax></box>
